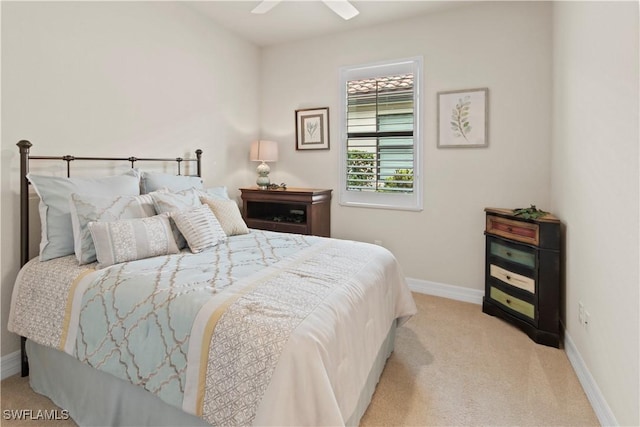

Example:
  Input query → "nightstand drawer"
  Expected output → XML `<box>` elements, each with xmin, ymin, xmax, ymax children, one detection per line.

<box><xmin>487</xmin><ymin>214</ymin><xmax>539</xmax><ymax>245</ymax></box>
<box><xmin>490</xmin><ymin>264</ymin><xmax>535</xmax><ymax>293</ymax></box>
<box><xmin>489</xmin><ymin>239</ymin><xmax>536</xmax><ymax>268</ymax></box>
<box><xmin>490</xmin><ymin>286</ymin><xmax>535</xmax><ymax>320</ymax></box>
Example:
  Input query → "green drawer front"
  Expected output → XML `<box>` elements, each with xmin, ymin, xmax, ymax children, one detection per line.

<box><xmin>490</xmin><ymin>241</ymin><xmax>535</xmax><ymax>268</ymax></box>
<box><xmin>490</xmin><ymin>286</ymin><xmax>535</xmax><ymax>320</ymax></box>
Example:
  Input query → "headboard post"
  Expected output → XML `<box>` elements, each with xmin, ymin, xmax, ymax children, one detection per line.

<box><xmin>17</xmin><ymin>140</ymin><xmax>32</xmax><ymax>268</ymax></box>
<box><xmin>17</xmin><ymin>140</ymin><xmax>32</xmax><ymax>377</ymax></box>
<box><xmin>196</xmin><ymin>149</ymin><xmax>202</xmax><ymax>177</ymax></box>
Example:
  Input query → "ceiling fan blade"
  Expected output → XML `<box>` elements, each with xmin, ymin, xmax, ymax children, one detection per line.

<box><xmin>251</xmin><ymin>1</ymin><xmax>281</xmax><ymax>14</ymax></box>
<box><xmin>322</xmin><ymin>0</ymin><xmax>359</xmax><ymax>20</ymax></box>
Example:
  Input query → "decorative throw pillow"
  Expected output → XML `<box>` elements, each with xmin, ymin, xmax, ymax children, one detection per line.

<box><xmin>197</xmin><ymin>186</ymin><xmax>230</xmax><ymax>201</ymax></box>
<box><xmin>151</xmin><ymin>188</ymin><xmax>202</xmax><ymax>248</ymax></box>
<box><xmin>69</xmin><ymin>193</ymin><xmax>157</xmax><ymax>265</ymax></box>
<box><xmin>171</xmin><ymin>205</ymin><xmax>227</xmax><ymax>253</ymax></box>
<box><xmin>88</xmin><ymin>213</ymin><xmax>179</xmax><ymax>269</ymax></box>
<box><xmin>200</xmin><ymin>196</ymin><xmax>249</xmax><ymax>236</ymax></box>
<box><xmin>27</xmin><ymin>171</ymin><xmax>140</xmax><ymax>261</ymax></box>
<box><xmin>140</xmin><ymin>171</ymin><xmax>203</xmax><ymax>194</ymax></box>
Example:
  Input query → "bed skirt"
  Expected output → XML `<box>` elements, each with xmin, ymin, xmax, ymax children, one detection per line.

<box><xmin>27</xmin><ymin>321</ymin><xmax>397</xmax><ymax>426</ymax></box>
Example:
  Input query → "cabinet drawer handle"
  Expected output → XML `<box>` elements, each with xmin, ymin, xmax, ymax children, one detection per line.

<box><xmin>506</xmin><ymin>298</ymin><xmax>512</xmax><ymax>305</ymax></box>
<box><xmin>506</xmin><ymin>251</ymin><xmax>512</xmax><ymax>257</ymax></box>
<box><xmin>507</xmin><ymin>227</ymin><xmax>513</xmax><ymax>232</ymax></box>
<box><xmin>506</xmin><ymin>275</ymin><xmax>512</xmax><ymax>280</ymax></box>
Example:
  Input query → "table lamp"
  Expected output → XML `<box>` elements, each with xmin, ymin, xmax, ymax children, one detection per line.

<box><xmin>250</xmin><ymin>140</ymin><xmax>278</xmax><ymax>190</ymax></box>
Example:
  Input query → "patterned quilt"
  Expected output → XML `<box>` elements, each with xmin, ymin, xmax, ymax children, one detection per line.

<box><xmin>9</xmin><ymin>230</ymin><xmax>416</xmax><ymax>426</ymax></box>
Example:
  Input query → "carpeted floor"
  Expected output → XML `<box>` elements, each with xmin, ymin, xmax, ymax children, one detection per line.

<box><xmin>1</xmin><ymin>293</ymin><xmax>599</xmax><ymax>426</ymax></box>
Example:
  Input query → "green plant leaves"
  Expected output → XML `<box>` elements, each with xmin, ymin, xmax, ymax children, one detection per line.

<box><xmin>450</xmin><ymin>96</ymin><xmax>472</xmax><ymax>141</ymax></box>
<box><xmin>513</xmin><ymin>205</ymin><xmax>549</xmax><ymax>219</ymax></box>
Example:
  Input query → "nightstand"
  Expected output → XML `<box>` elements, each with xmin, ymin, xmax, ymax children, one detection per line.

<box><xmin>239</xmin><ymin>187</ymin><xmax>332</xmax><ymax>237</ymax></box>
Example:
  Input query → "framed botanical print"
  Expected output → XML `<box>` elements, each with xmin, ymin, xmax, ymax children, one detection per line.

<box><xmin>437</xmin><ymin>88</ymin><xmax>488</xmax><ymax>148</ymax></box>
<box><xmin>295</xmin><ymin>107</ymin><xmax>329</xmax><ymax>150</ymax></box>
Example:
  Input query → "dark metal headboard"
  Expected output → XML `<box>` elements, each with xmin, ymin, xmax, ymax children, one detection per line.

<box><xmin>16</xmin><ymin>139</ymin><xmax>202</xmax><ymax>377</ymax></box>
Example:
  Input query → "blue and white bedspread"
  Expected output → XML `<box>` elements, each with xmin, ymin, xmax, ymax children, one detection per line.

<box><xmin>9</xmin><ymin>230</ymin><xmax>417</xmax><ymax>426</ymax></box>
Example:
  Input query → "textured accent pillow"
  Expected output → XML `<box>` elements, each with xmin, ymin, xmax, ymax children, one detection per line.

<box><xmin>151</xmin><ymin>188</ymin><xmax>203</xmax><ymax>248</ymax></box>
<box><xmin>27</xmin><ymin>171</ymin><xmax>140</xmax><ymax>261</ymax></box>
<box><xmin>140</xmin><ymin>171</ymin><xmax>203</xmax><ymax>194</ymax></box>
<box><xmin>171</xmin><ymin>205</ymin><xmax>227</xmax><ymax>253</ymax></box>
<box><xmin>69</xmin><ymin>193</ymin><xmax>156</xmax><ymax>265</ymax></box>
<box><xmin>200</xmin><ymin>196</ymin><xmax>249</xmax><ymax>236</ymax></box>
<box><xmin>88</xmin><ymin>213</ymin><xmax>179</xmax><ymax>269</ymax></box>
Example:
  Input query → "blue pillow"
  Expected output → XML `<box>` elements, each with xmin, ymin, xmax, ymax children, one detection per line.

<box><xmin>27</xmin><ymin>171</ymin><xmax>140</xmax><ymax>261</ymax></box>
<box><xmin>140</xmin><ymin>171</ymin><xmax>203</xmax><ymax>194</ymax></box>
<box><xmin>197</xmin><ymin>186</ymin><xmax>230</xmax><ymax>200</ymax></box>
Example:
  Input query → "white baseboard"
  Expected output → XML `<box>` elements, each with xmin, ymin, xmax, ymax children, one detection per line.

<box><xmin>564</xmin><ymin>331</ymin><xmax>617</xmax><ymax>426</ymax></box>
<box><xmin>406</xmin><ymin>277</ymin><xmax>484</xmax><ymax>305</ymax></box>
<box><xmin>1</xmin><ymin>350</ymin><xmax>21</xmax><ymax>380</ymax></box>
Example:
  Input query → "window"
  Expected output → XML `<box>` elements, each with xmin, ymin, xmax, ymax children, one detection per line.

<box><xmin>339</xmin><ymin>57</ymin><xmax>423</xmax><ymax>211</ymax></box>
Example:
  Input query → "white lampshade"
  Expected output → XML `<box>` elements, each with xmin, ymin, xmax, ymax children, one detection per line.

<box><xmin>250</xmin><ymin>140</ymin><xmax>278</xmax><ymax>162</ymax></box>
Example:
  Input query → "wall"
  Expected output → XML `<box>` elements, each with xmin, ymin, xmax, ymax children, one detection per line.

<box><xmin>1</xmin><ymin>1</ymin><xmax>261</xmax><ymax>357</ymax></box>
<box><xmin>551</xmin><ymin>2</ymin><xmax>639</xmax><ymax>425</ymax></box>
<box><xmin>260</xmin><ymin>1</ymin><xmax>552</xmax><ymax>289</ymax></box>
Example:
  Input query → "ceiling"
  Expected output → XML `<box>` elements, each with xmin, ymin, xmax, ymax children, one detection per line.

<box><xmin>187</xmin><ymin>1</ymin><xmax>470</xmax><ymax>47</ymax></box>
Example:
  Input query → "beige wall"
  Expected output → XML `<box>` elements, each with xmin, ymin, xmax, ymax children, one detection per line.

<box><xmin>260</xmin><ymin>1</ymin><xmax>553</xmax><ymax>288</ymax></box>
<box><xmin>1</xmin><ymin>1</ymin><xmax>261</xmax><ymax>356</ymax></box>
<box><xmin>551</xmin><ymin>1</ymin><xmax>639</xmax><ymax>425</ymax></box>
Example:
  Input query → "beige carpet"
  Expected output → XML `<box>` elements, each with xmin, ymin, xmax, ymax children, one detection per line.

<box><xmin>1</xmin><ymin>293</ymin><xmax>598</xmax><ymax>426</ymax></box>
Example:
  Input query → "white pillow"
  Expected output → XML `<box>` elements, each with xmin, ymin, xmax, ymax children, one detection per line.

<box><xmin>69</xmin><ymin>193</ymin><xmax>156</xmax><ymax>265</ymax></box>
<box><xmin>140</xmin><ymin>171</ymin><xmax>203</xmax><ymax>194</ymax></box>
<box><xmin>27</xmin><ymin>171</ymin><xmax>140</xmax><ymax>261</ymax></box>
<box><xmin>151</xmin><ymin>188</ymin><xmax>202</xmax><ymax>248</ymax></box>
<box><xmin>171</xmin><ymin>206</ymin><xmax>227</xmax><ymax>253</ymax></box>
<box><xmin>200</xmin><ymin>196</ymin><xmax>249</xmax><ymax>236</ymax></box>
<box><xmin>88</xmin><ymin>213</ymin><xmax>179</xmax><ymax>269</ymax></box>
<box><xmin>151</xmin><ymin>188</ymin><xmax>201</xmax><ymax>213</ymax></box>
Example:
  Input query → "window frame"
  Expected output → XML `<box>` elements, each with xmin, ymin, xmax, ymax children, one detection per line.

<box><xmin>338</xmin><ymin>56</ymin><xmax>423</xmax><ymax>211</ymax></box>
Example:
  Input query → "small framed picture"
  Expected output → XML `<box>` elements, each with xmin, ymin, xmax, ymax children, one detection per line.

<box><xmin>437</xmin><ymin>88</ymin><xmax>488</xmax><ymax>148</ymax></box>
<box><xmin>295</xmin><ymin>107</ymin><xmax>329</xmax><ymax>150</ymax></box>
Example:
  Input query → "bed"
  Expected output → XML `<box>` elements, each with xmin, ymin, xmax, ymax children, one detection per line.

<box><xmin>8</xmin><ymin>140</ymin><xmax>417</xmax><ymax>426</ymax></box>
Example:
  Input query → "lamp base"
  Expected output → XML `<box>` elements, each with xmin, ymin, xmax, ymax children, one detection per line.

<box><xmin>256</xmin><ymin>161</ymin><xmax>270</xmax><ymax>190</ymax></box>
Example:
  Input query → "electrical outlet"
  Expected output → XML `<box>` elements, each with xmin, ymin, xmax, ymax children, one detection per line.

<box><xmin>578</xmin><ymin>301</ymin><xmax>585</xmax><ymax>325</ymax></box>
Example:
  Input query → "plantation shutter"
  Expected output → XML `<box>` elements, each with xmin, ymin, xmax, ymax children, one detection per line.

<box><xmin>346</xmin><ymin>74</ymin><xmax>415</xmax><ymax>193</ymax></box>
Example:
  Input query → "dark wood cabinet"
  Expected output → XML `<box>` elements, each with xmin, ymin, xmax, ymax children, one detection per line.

<box><xmin>482</xmin><ymin>207</ymin><xmax>561</xmax><ymax>347</ymax></box>
<box><xmin>240</xmin><ymin>187</ymin><xmax>332</xmax><ymax>237</ymax></box>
